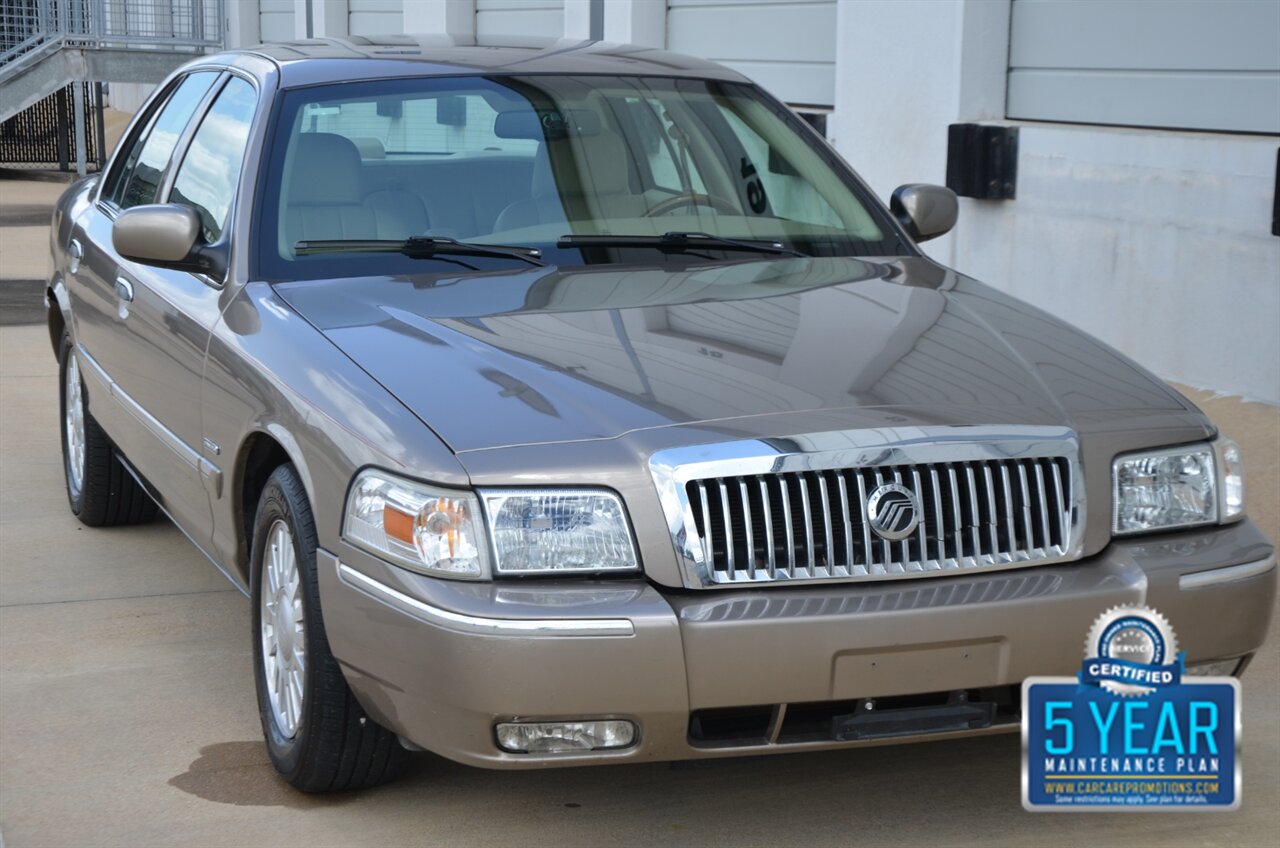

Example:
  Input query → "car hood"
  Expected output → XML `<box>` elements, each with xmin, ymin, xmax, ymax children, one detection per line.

<box><xmin>273</xmin><ymin>256</ymin><xmax>1205</xmax><ymax>454</ymax></box>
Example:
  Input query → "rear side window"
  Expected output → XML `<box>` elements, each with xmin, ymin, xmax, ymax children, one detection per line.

<box><xmin>107</xmin><ymin>72</ymin><xmax>219</xmax><ymax>211</ymax></box>
<box><xmin>169</xmin><ymin>77</ymin><xmax>256</xmax><ymax>243</ymax></box>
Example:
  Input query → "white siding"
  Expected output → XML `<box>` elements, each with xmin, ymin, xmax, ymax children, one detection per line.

<box><xmin>349</xmin><ymin>0</ymin><xmax>404</xmax><ymax>35</ymax></box>
<box><xmin>1007</xmin><ymin>0</ymin><xmax>1280</xmax><ymax>133</ymax></box>
<box><xmin>476</xmin><ymin>0</ymin><xmax>564</xmax><ymax>38</ymax></box>
<box><xmin>667</xmin><ymin>0</ymin><xmax>836</xmax><ymax>106</ymax></box>
<box><xmin>259</xmin><ymin>0</ymin><xmax>297</xmax><ymax>42</ymax></box>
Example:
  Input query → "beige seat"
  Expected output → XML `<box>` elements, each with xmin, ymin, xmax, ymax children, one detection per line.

<box><xmin>494</xmin><ymin>130</ymin><xmax>645</xmax><ymax>232</ymax></box>
<box><xmin>283</xmin><ymin>133</ymin><xmax>428</xmax><ymax>245</ymax></box>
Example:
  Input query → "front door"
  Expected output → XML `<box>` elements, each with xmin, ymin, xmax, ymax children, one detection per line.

<box><xmin>71</xmin><ymin>72</ymin><xmax>257</xmax><ymax>542</ymax></box>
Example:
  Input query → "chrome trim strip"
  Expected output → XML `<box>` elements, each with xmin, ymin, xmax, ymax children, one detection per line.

<box><xmin>911</xmin><ymin>468</ymin><xmax>929</xmax><ymax>569</ymax></box>
<box><xmin>837</xmin><ymin>474</ymin><xmax>853</xmax><ymax>573</ymax></box>
<box><xmin>780</xmin><ymin>476</ymin><xmax>795</xmax><ymax>575</ymax></box>
<box><xmin>697</xmin><ymin>480</ymin><xmax>712</xmax><ymax>565</ymax></box>
<box><xmin>982</xmin><ymin>464</ymin><xmax>999</xmax><ymax>554</ymax></box>
<box><xmin>965</xmin><ymin>464</ymin><xmax>981</xmax><ymax>555</ymax></box>
<box><xmin>1179</xmin><ymin>554</ymin><xmax>1276</xmax><ymax>590</ymax></box>
<box><xmin>819</xmin><ymin>474</ymin><xmax>834</xmax><ymax>575</ymax></box>
<box><xmin>1017</xmin><ymin>463</ymin><xmax>1034</xmax><ymax>550</ymax></box>
<box><xmin>649</xmin><ymin>425</ymin><xmax>1086</xmax><ymax>589</ymax></box>
<box><xmin>719</xmin><ymin>479</ymin><xmax>734</xmax><ymax>575</ymax></box>
<box><xmin>855</xmin><ymin>472</ymin><xmax>874</xmax><ymax>574</ymax></box>
<box><xmin>1034</xmin><ymin>462</ymin><xmax>1050</xmax><ymax>549</ymax></box>
<box><xmin>333</xmin><ymin>557</ymin><xmax>636</xmax><ymax>637</ymax></box>
<box><xmin>999</xmin><ymin>464</ymin><xmax>1016</xmax><ymax>553</ymax></box>
<box><xmin>799</xmin><ymin>474</ymin><xmax>815</xmax><ymax>573</ymax></box>
<box><xmin>760</xmin><ymin>476</ymin><xmax>776</xmax><ymax>578</ymax></box>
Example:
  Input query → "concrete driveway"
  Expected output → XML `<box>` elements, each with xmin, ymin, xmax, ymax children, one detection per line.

<box><xmin>1</xmin><ymin>183</ymin><xmax>1277</xmax><ymax>846</ymax></box>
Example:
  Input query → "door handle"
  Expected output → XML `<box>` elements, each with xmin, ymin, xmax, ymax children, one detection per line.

<box><xmin>114</xmin><ymin>277</ymin><xmax>134</xmax><ymax>302</ymax></box>
<box><xmin>69</xmin><ymin>239</ymin><xmax>83</xmax><ymax>274</ymax></box>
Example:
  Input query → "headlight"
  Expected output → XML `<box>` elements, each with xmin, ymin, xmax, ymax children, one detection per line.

<box><xmin>480</xmin><ymin>489</ymin><xmax>639</xmax><ymax>575</ymax></box>
<box><xmin>344</xmin><ymin>470</ymin><xmax>488</xmax><ymax>578</ymax></box>
<box><xmin>1112</xmin><ymin>439</ymin><xmax>1245</xmax><ymax>536</ymax></box>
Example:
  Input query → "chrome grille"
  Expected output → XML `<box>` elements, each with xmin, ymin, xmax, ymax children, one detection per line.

<box><xmin>649</xmin><ymin>427</ymin><xmax>1084</xmax><ymax>588</ymax></box>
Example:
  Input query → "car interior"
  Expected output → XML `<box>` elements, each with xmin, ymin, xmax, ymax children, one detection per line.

<box><xmin>271</xmin><ymin>79</ymin><xmax>884</xmax><ymax>265</ymax></box>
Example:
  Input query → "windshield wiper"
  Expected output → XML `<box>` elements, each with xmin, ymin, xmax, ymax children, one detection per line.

<box><xmin>557</xmin><ymin>231</ymin><xmax>807</xmax><ymax>257</ymax></box>
<box><xmin>294</xmin><ymin>237</ymin><xmax>545</xmax><ymax>266</ymax></box>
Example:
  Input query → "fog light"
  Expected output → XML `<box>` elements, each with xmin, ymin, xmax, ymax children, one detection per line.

<box><xmin>495</xmin><ymin>720</ymin><xmax>636</xmax><ymax>753</ymax></box>
<box><xmin>1185</xmin><ymin>658</ymin><xmax>1241</xmax><ymax>677</ymax></box>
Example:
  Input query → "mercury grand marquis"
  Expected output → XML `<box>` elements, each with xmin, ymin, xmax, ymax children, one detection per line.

<box><xmin>46</xmin><ymin>36</ymin><xmax>1275</xmax><ymax>791</ymax></box>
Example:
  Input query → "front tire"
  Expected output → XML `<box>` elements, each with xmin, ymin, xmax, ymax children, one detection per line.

<box><xmin>58</xmin><ymin>330</ymin><xmax>157</xmax><ymax>526</ymax></box>
<box><xmin>251</xmin><ymin>463</ymin><xmax>408</xmax><ymax>792</ymax></box>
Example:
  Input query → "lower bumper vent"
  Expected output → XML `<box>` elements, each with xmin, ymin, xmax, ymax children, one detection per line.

<box><xmin>688</xmin><ymin>686</ymin><xmax>1021</xmax><ymax>749</ymax></box>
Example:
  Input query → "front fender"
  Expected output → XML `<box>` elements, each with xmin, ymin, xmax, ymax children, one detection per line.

<box><xmin>204</xmin><ymin>282</ymin><xmax>469</xmax><ymax>584</ymax></box>
<box><xmin>46</xmin><ymin>273</ymin><xmax>72</xmax><ymax>356</ymax></box>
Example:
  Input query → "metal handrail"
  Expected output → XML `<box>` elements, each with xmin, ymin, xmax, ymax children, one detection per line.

<box><xmin>1</xmin><ymin>0</ymin><xmax>224</xmax><ymax>70</ymax></box>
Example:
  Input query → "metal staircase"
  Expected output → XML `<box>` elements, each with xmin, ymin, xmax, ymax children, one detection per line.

<box><xmin>1</xmin><ymin>0</ymin><xmax>224</xmax><ymax>171</ymax></box>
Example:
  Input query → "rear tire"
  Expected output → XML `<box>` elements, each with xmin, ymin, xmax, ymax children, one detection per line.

<box><xmin>59</xmin><ymin>331</ymin><xmax>158</xmax><ymax>526</ymax></box>
<box><xmin>251</xmin><ymin>463</ymin><xmax>408</xmax><ymax>792</ymax></box>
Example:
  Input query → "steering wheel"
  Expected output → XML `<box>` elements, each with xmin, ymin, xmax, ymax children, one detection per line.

<box><xmin>643</xmin><ymin>192</ymin><xmax>740</xmax><ymax>217</ymax></box>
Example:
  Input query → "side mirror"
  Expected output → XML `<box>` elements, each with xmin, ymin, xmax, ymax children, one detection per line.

<box><xmin>890</xmin><ymin>184</ymin><xmax>958</xmax><ymax>242</ymax></box>
<box><xmin>112</xmin><ymin>204</ymin><xmax>226</xmax><ymax>278</ymax></box>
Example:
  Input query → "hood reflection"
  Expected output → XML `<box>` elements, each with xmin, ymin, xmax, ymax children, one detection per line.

<box><xmin>275</xmin><ymin>255</ymin><xmax>1191</xmax><ymax>452</ymax></box>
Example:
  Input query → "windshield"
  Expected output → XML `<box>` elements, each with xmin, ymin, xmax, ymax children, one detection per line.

<box><xmin>255</xmin><ymin>75</ymin><xmax>903</xmax><ymax>280</ymax></box>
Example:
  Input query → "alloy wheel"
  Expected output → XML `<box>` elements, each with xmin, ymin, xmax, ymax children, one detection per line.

<box><xmin>64</xmin><ymin>352</ymin><xmax>85</xmax><ymax>496</ymax></box>
<box><xmin>260</xmin><ymin>519</ymin><xmax>307</xmax><ymax>738</ymax></box>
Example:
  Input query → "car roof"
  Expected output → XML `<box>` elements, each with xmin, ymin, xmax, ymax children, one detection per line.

<box><xmin>227</xmin><ymin>35</ymin><xmax>751</xmax><ymax>88</ymax></box>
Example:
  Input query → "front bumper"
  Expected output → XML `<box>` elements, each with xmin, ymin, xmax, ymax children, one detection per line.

<box><xmin>318</xmin><ymin>519</ymin><xmax>1275</xmax><ymax>770</ymax></box>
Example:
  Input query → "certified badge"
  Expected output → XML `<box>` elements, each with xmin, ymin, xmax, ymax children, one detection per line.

<box><xmin>1082</xmin><ymin>605</ymin><xmax>1181</xmax><ymax>696</ymax></box>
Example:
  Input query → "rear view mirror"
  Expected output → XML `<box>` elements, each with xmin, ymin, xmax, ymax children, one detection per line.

<box><xmin>494</xmin><ymin>108</ymin><xmax>602</xmax><ymax>140</ymax></box>
<box><xmin>436</xmin><ymin>95</ymin><xmax>467</xmax><ymax>126</ymax></box>
<box><xmin>890</xmin><ymin>184</ymin><xmax>958</xmax><ymax>242</ymax></box>
<box><xmin>112</xmin><ymin>204</ymin><xmax>226</xmax><ymax>278</ymax></box>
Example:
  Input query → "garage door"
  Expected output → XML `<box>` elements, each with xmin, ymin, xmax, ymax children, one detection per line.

<box><xmin>1007</xmin><ymin>0</ymin><xmax>1280</xmax><ymax>134</ymax></box>
<box><xmin>349</xmin><ymin>0</ymin><xmax>403</xmax><ymax>36</ymax></box>
<box><xmin>666</xmin><ymin>0</ymin><xmax>836</xmax><ymax>107</ymax></box>
<box><xmin>476</xmin><ymin>0</ymin><xmax>564</xmax><ymax>38</ymax></box>
<box><xmin>259</xmin><ymin>0</ymin><xmax>295</xmax><ymax>42</ymax></box>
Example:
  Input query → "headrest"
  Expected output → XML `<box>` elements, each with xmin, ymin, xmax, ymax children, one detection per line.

<box><xmin>495</xmin><ymin>108</ymin><xmax>602</xmax><ymax>140</ymax></box>
<box><xmin>532</xmin><ymin>131</ymin><xmax>630</xmax><ymax>197</ymax></box>
<box><xmin>287</xmin><ymin>132</ymin><xmax>363</xmax><ymax>204</ymax></box>
<box><xmin>348</xmin><ymin>136</ymin><xmax>385</xmax><ymax>159</ymax></box>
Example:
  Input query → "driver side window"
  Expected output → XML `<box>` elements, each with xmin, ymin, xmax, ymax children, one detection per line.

<box><xmin>167</xmin><ymin>77</ymin><xmax>257</xmax><ymax>244</ymax></box>
<box><xmin>103</xmin><ymin>72</ymin><xmax>219</xmax><ymax>211</ymax></box>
